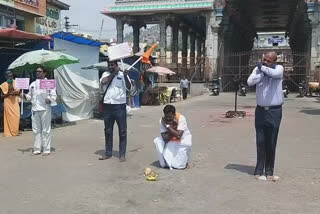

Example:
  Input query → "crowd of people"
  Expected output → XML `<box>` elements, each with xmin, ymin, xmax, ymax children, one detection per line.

<box><xmin>0</xmin><ymin>51</ymin><xmax>284</xmax><ymax>180</ymax></box>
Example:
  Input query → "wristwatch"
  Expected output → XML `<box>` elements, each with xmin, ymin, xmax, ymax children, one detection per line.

<box><xmin>166</xmin><ymin>124</ymin><xmax>170</xmax><ymax>128</ymax></box>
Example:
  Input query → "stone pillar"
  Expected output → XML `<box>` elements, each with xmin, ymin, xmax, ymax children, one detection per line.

<box><xmin>196</xmin><ymin>36</ymin><xmax>202</xmax><ymax>78</ymax></box>
<box><xmin>116</xmin><ymin>19</ymin><xmax>124</xmax><ymax>44</ymax></box>
<box><xmin>159</xmin><ymin>16</ymin><xmax>167</xmax><ymax>65</ymax></box>
<box><xmin>205</xmin><ymin>11</ymin><xmax>222</xmax><ymax>81</ymax></box>
<box><xmin>181</xmin><ymin>24</ymin><xmax>189</xmax><ymax>76</ymax></box>
<box><xmin>190</xmin><ymin>31</ymin><xmax>196</xmax><ymax>78</ymax></box>
<box><xmin>308</xmin><ymin>3</ymin><xmax>320</xmax><ymax>78</ymax></box>
<box><xmin>132</xmin><ymin>23</ymin><xmax>140</xmax><ymax>54</ymax></box>
<box><xmin>202</xmin><ymin>39</ymin><xmax>207</xmax><ymax>80</ymax></box>
<box><xmin>171</xmin><ymin>21</ymin><xmax>179</xmax><ymax>64</ymax></box>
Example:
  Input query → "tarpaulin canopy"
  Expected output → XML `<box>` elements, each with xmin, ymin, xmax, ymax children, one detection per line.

<box><xmin>51</xmin><ymin>32</ymin><xmax>103</xmax><ymax>47</ymax></box>
<box><xmin>0</xmin><ymin>28</ymin><xmax>51</xmax><ymax>40</ymax></box>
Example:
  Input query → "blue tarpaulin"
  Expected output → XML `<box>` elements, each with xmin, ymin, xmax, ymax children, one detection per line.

<box><xmin>51</xmin><ymin>32</ymin><xmax>104</xmax><ymax>47</ymax></box>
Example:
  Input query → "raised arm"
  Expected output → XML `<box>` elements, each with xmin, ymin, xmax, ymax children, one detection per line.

<box><xmin>260</xmin><ymin>65</ymin><xmax>283</xmax><ymax>79</ymax></box>
<box><xmin>247</xmin><ymin>67</ymin><xmax>265</xmax><ymax>86</ymax></box>
<box><xmin>100</xmin><ymin>71</ymin><xmax>117</xmax><ymax>85</ymax></box>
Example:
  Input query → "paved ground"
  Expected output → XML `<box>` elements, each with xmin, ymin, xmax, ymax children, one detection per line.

<box><xmin>0</xmin><ymin>93</ymin><xmax>320</xmax><ymax>214</ymax></box>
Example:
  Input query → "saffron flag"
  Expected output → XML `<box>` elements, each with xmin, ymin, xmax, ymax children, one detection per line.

<box><xmin>141</xmin><ymin>43</ymin><xmax>158</xmax><ymax>65</ymax></box>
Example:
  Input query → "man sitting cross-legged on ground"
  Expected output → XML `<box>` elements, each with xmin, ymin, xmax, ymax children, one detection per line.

<box><xmin>154</xmin><ymin>105</ymin><xmax>192</xmax><ymax>169</ymax></box>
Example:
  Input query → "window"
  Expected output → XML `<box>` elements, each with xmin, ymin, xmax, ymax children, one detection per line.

<box><xmin>16</xmin><ymin>19</ymin><xmax>24</xmax><ymax>31</ymax></box>
<box><xmin>0</xmin><ymin>15</ymin><xmax>3</xmax><ymax>27</ymax></box>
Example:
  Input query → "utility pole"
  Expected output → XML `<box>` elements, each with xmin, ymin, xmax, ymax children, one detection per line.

<box><xmin>99</xmin><ymin>19</ymin><xmax>104</xmax><ymax>40</ymax></box>
<box><xmin>64</xmin><ymin>16</ymin><xmax>78</xmax><ymax>32</ymax></box>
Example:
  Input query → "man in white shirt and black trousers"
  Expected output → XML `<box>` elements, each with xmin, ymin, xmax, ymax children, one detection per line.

<box><xmin>247</xmin><ymin>51</ymin><xmax>283</xmax><ymax>181</ymax></box>
<box><xmin>99</xmin><ymin>60</ymin><xmax>131</xmax><ymax>162</ymax></box>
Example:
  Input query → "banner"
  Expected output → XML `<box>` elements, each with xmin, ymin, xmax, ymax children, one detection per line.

<box><xmin>15</xmin><ymin>0</ymin><xmax>39</xmax><ymax>8</ymax></box>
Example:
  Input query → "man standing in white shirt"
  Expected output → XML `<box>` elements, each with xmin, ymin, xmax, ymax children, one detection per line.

<box><xmin>180</xmin><ymin>76</ymin><xmax>189</xmax><ymax>100</ymax></box>
<box><xmin>25</xmin><ymin>66</ymin><xmax>57</xmax><ymax>156</ymax></box>
<box><xmin>247</xmin><ymin>51</ymin><xmax>283</xmax><ymax>181</ymax></box>
<box><xmin>99</xmin><ymin>60</ymin><xmax>131</xmax><ymax>162</ymax></box>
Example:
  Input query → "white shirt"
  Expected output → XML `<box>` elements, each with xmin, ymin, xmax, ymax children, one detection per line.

<box><xmin>25</xmin><ymin>79</ymin><xmax>57</xmax><ymax>112</ymax></box>
<box><xmin>160</xmin><ymin>114</ymin><xmax>191</xmax><ymax>138</ymax></box>
<box><xmin>100</xmin><ymin>71</ymin><xmax>130</xmax><ymax>104</ymax></box>
<box><xmin>247</xmin><ymin>65</ymin><xmax>284</xmax><ymax>107</ymax></box>
<box><xmin>180</xmin><ymin>79</ymin><xmax>189</xmax><ymax>89</ymax></box>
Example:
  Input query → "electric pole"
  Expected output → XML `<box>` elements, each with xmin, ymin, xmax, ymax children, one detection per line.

<box><xmin>99</xmin><ymin>19</ymin><xmax>104</xmax><ymax>40</ymax></box>
<box><xmin>64</xmin><ymin>16</ymin><xmax>78</xmax><ymax>32</ymax></box>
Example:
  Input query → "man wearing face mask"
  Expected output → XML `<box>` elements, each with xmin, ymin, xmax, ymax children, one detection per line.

<box><xmin>25</xmin><ymin>66</ymin><xmax>56</xmax><ymax>156</ymax></box>
<box><xmin>99</xmin><ymin>60</ymin><xmax>132</xmax><ymax>162</ymax></box>
<box><xmin>0</xmin><ymin>71</ymin><xmax>20</xmax><ymax>137</ymax></box>
<box><xmin>247</xmin><ymin>51</ymin><xmax>284</xmax><ymax>182</ymax></box>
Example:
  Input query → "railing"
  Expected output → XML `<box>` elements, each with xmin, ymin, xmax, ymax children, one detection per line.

<box><xmin>218</xmin><ymin>50</ymin><xmax>310</xmax><ymax>92</ymax></box>
<box><xmin>153</xmin><ymin>56</ymin><xmax>208</xmax><ymax>82</ymax></box>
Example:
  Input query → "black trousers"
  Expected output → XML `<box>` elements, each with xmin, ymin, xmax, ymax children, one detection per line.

<box><xmin>254</xmin><ymin>106</ymin><xmax>282</xmax><ymax>176</ymax></box>
<box><xmin>103</xmin><ymin>104</ymin><xmax>127</xmax><ymax>157</ymax></box>
<box><xmin>182</xmin><ymin>88</ymin><xmax>188</xmax><ymax>100</ymax></box>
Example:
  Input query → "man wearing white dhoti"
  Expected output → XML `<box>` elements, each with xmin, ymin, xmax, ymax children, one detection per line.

<box><xmin>154</xmin><ymin>105</ymin><xmax>192</xmax><ymax>169</ymax></box>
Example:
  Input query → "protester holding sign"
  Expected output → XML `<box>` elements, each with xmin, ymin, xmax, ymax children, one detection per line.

<box><xmin>99</xmin><ymin>59</ymin><xmax>132</xmax><ymax>162</ymax></box>
<box><xmin>0</xmin><ymin>71</ymin><xmax>20</xmax><ymax>137</ymax></box>
<box><xmin>25</xmin><ymin>66</ymin><xmax>57</xmax><ymax>156</ymax></box>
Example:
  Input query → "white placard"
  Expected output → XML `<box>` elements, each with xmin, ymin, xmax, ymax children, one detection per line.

<box><xmin>108</xmin><ymin>43</ymin><xmax>132</xmax><ymax>61</ymax></box>
<box><xmin>15</xmin><ymin>78</ymin><xmax>30</xmax><ymax>89</ymax></box>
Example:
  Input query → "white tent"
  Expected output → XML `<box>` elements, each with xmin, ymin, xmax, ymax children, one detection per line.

<box><xmin>53</xmin><ymin>37</ymin><xmax>100</xmax><ymax>122</ymax></box>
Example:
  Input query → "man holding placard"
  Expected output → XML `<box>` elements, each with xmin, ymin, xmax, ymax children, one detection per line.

<box><xmin>99</xmin><ymin>59</ymin><xmax>132</xmax><ymax>162</ymax></box>
<box><xmin>0</xmin><ymin>71</ymin><xmax>20</xmax><ymax>137</ymax></box>
<box><xmin>25</xmin><ymin>66</ymin><xmax>57</xmax><ymax>156</ymax></box>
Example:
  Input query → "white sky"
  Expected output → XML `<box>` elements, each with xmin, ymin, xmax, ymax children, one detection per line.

<box><xmin>61</xmin><ymin>0</ymin><xmax>117</xmax><ymax>40</ymax></box>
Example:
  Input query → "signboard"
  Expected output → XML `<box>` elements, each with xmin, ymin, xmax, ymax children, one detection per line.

<box><xmin>108</xmin><ymin>43</ymin><xmax>133</xmax><ymax>61</ymax></box>
<box><xmin>268</xmin><ymin>37</ymin><xmax>284</xmax><ymax>44</ymax></box>
<box><xmin>15</xmin><ymin>0</ymin><xmax>39</xmax><ymax>8</ymax></box>
<box><xmin>0</xmin><ymin>0</ymin><xmax>14</xmax><ymax>7</ymax></box>
<box><xmin>40</xmin><ymin>79</ymin><xmax>56</xmax><ymax>90</ymax></box>
<box><xmin>35</xmin><ymin>5</ymin><xmax>61</xmax><ymax>35</ymax></box>
<box><xmin>15</xmin><ymin>78</ymin><xmax>30</xmax><ymax>89</ymax></box>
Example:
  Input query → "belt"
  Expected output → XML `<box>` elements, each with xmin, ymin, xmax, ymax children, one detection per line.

<box><xmin>257</xmin><ymin>105</ymin><xmax>282</xmax><ymax>110</ymax></box>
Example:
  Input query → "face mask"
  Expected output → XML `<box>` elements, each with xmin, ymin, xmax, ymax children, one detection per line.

<box><xmin>7</xmin><ymin>79</ymin><xmax>13</xmax><ymax>84</ymax></box>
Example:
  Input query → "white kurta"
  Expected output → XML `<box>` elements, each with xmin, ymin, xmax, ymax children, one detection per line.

<box><xmin>154</xmin><ymin>114</ymin><xmax>192</xmax><ymax>169</ymax></box>
<box><xmin>26</xmin><ymin>79</ymin><xmax>57</xmax><ymax>154</ymax></box>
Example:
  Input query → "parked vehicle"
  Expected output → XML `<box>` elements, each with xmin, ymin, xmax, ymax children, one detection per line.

<box><xmin>282</xmin><ymin>82</ymin><xmax>289</xmax><ymax>98</ymax></box>
<box><xmin>211</xmin><ymin>79</ymin><xmax>220</xmax><ymax>96</ymax></box>
<box><xmin>238</xmin><ymin>82</ymin><xmax>247</xmax><ymax>96</ymax></box>
<box><xmin>298</xmin><ymin>81</ymin><xmax>307</xmax><ymax>97</ymax></box>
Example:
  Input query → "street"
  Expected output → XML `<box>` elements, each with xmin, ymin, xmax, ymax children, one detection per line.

<box><xmin>0</xmin><ymin>93</ymin><xmax>320</xmax><ymax>214</ymax></box>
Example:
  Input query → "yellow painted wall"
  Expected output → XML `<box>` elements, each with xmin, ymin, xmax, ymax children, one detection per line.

<box><xmin>24</xmin><ymin>13</ymin><xmax>35</xmax><ymax>33</ymax></box>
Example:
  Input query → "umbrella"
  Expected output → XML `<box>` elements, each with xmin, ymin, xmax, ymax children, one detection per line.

<box><xmin>8</xmin><ymin>49</ymin><xmax>79</xmax><ymax>74</ymax></box>
<box><xmin>147</xmin><ymin>66</ymin><xmax>176</xmax><ymax>76</ymax></box>
<box><xmin>81</xmin><ymin>61</ymin><xmax>139</xmax><ymax>72</ymax></box>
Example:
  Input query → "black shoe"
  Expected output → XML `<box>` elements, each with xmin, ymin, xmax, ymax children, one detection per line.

<box><xmin>119</xmin><ymin>156</ymin><xmax>126</xmax><ymax>162</ymax></box>
<box><xmin>99</xmin><ymin>155</ymin><xmax>112</xmax><ymax>160</ymax></box>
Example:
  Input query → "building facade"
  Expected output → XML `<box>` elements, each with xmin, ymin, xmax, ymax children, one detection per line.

<box><xmin>0</xmin><ymin>0</ymin><xmax>68</xmax><ymax>34</ymax></box>
<box><xmin>35</xmin><ymin>0</ymin><xmax>69</xmax><ymax>35</ymax></box>
<box><xmin>0</xmin><ymin>0</ymin><xmax>15</xmax><ymax>28</ymax></box>
<box><xmin>102</xmin><ymin>0</ymin><xmax>320</xmax><ymax>87</ymax></box>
